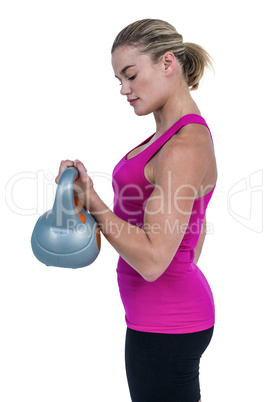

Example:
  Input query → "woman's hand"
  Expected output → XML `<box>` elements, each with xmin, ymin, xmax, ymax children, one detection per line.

<box><xmin>55</xmin><ymin>159</ymin><xmax>93</xmax><ymax>209</ymax></box>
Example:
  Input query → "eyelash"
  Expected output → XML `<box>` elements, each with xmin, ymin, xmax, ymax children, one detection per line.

<box><xmin>119</xmin><ymin>75</ymin><xmax>137</xmax><ymax>85</ymax></box>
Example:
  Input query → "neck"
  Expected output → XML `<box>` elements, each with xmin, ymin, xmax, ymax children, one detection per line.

<box><xmin>153</xmin><ymin>85</ymin><xmax>201</xmax><ymax>138</ymax></box>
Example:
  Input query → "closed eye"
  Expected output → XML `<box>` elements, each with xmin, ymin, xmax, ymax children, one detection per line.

<box><xmin>116</xmin><ymin>74</ymin><xmax>137</xmax><ymax>86</ymax></box>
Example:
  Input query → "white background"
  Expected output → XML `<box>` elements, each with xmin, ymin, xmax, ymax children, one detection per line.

<box><xmin>1</xmin><ymin>0</ymin><xmax>267</xmax><ymax>401</ymax></box>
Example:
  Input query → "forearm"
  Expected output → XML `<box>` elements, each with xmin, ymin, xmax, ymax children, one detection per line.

<box><xmin>88</xmin><ymin>189</ymin><xmax>155</xmax><ymax>281</ymax></box>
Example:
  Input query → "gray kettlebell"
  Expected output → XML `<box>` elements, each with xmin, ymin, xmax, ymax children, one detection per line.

<box><xmin>31</xmin><ymin>167</ymin><xmax>101</xmax><ymax>268</ymax></box>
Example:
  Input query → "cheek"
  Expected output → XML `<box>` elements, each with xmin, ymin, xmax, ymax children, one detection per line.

<box><xmin>144</xmin><ymin>75</ymin><xmax>165</xmax><ymax>100</ymax></box>
<box><xmin>146</xmin><ymin>84</ymin><xmax>166</xmax><ymax>109</ymax></box>
<box><xmin>135</xmin><ymin>74</ymin><xmax>166</xmax><ymax>114</ymax></box>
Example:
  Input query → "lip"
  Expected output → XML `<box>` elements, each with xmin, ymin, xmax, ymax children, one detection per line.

<box><xmin>127</xmin><ymin>98</ymin><xmax>139</xmax><ymax>106</ymax></box>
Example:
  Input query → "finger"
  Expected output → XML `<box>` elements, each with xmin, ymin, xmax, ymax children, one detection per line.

<box><xmin>74</xmin><ymin>159</ymin><xmax>87</xmax><ymax>172</ymax></box>
<box><xmin>74</xmin><ymin>160</ymin><xmax>88</xmax><ymax>180</ymax></box>
<box><xmin>55</xmin><ymin>159</ymin><xmax>74</xmax><ymax>183</ymax></box>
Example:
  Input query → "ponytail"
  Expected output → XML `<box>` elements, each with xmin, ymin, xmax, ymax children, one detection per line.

<box><xmin>183</xmin><ymin>42</ymin><xmax>214</xmax><ymax>90</ymax></box>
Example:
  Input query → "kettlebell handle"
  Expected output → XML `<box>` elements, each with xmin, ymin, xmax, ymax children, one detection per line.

<box><xmin>58</xmin><ymin>166</ymin><xmax>79</xmax><ymax>188</ymax></box>
<box><xmin>50</xmin><ymin>166</ymin><xmax>80</xmax><ymax>226</ymax></box>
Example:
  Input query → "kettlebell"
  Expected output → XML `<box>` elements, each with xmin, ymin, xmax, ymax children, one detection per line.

<box><xmin>31</xmin><ymin>167</ymin><xmax>101</xmax><ymax>268</ymax></box>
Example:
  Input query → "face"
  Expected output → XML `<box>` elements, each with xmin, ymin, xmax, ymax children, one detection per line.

<box><xmin>112</xmin><ymin>46</ymin><xmax>169</xmax><ymax>116</ymax></box>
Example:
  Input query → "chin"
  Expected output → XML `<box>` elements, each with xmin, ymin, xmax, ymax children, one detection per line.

<box><xmin>135</xmin><ymin>111</ymin><xmax>149</xmax><ymax>116</ymax></box>
<box><xmin>133</xmin><ymin>106</ymin><xmax>152</xmax><ymax>117</ymax></box>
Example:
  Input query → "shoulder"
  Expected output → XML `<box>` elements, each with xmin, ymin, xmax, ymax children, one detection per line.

<box><xmin>157</xmin><ymin>122</ymin><xmax>214</xmax><ymax>172</ymax></box>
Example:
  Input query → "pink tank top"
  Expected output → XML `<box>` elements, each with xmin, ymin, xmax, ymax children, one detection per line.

<box><xmin>112</xmin><ymin>114</ymin><xmax>215</xmax><ymax>334</ymax></box>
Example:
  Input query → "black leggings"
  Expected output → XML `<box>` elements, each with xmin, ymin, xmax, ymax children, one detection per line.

<box><xmin>125</xmin><ymin>326</ymin><xmax>214</xmax><ymax>402</ymax></box>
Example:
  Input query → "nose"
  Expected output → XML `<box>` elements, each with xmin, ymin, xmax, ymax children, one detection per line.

<box><xmin>120</xmin><ymin>81</ymin><xmax>131</xmax><ymax>96</ymax></box>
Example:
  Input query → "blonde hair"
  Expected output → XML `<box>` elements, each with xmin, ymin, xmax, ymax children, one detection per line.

<box><xmin>111</xmin><ymin>19</ymin><xmax>213</xmax><ymax>90</ymax></box>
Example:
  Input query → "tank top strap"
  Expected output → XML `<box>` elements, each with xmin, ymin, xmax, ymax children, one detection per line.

<box><xmin>142</xmin><ymin>114</ymin><xmax>211</xmax><ymax>164</ymax></box>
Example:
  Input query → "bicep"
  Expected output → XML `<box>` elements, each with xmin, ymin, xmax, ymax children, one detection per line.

<box><xmin>143</xmin><ymin>141</ymin><xmax>207</xmax><ymax>273</ymax></box>
<box><xmin>144</xmin><ymin>182</ymin><xmax>195</xmax><ymax>270</ymax></box>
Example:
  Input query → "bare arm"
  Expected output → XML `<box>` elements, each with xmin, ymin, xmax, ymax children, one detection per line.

<box><xmin>56</xmin><ymin>129</ymin><xmax>211</xmax><ymax>281</ymax></box>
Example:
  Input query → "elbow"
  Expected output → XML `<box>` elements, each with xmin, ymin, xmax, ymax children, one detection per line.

<box><xmin>136</xmin><ymin>238</ymin><xmax>172</xmax><ymax>282</ymax></box>
<box><xmin>142</xmin><ymin>260</ymin><xmax>168</xmax><ymax>282</ymax></box>
<box><xmin>143</xmin><ymin>271</ymin><xmax>159</xmax><ymax>282</ymax></box>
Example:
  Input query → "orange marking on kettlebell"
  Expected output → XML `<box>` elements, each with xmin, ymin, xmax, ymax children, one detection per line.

<box><xmin>96</xmin><ymin>225</ymin><xmax>101</xmax><ymax>250</ymax></box>
<box><xmin>74</xmin><ymin>194</ymin><xmax>86</xmax><ymax>224</ymax></box>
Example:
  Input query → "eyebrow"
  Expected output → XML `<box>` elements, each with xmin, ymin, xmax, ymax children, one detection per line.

<box><xmin>115</xmin><ymin>64</ymin><xmax>135</xmax><ymax>78</ymax></box>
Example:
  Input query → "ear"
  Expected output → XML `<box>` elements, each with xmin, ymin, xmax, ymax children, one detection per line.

<box><xmin>162</xmin><ymin>52</ymin><xmax>176</xmax><ymax>75</ymax></box>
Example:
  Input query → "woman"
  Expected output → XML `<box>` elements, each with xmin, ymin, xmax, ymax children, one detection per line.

<box><xmin>56</xmin><ymin>19</ymin><xmax>217</xmax><ymax>402</ymax></box>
